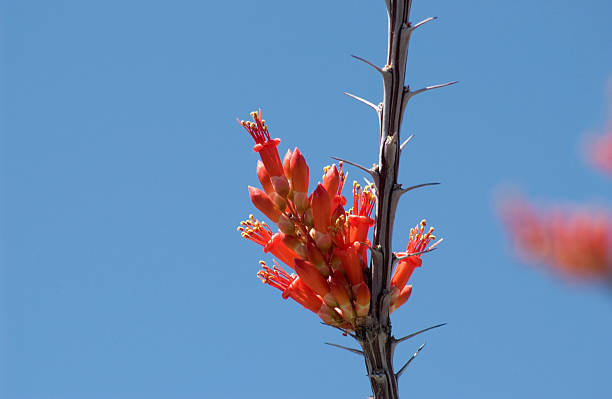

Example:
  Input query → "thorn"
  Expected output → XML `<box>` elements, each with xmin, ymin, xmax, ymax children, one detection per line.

<box><xmin>359</xmin><ymin>241</ymin><xmax>376</xmax><ymax>252</ymax></box>
<box><xmin>330</xmin><ymin>156</ymin><xmax>376</xmax><ymax>176</ymax></box>
<box><xmin>325</xmin><ymin>342</ymin><xmax>364</xmax><ymax>356</ymax></box>
<box><xmin>397</xmin><ymin>182</ymin><xmax>440</xmax><ymax>195</ymax></box>
<box><xmin>400</xmin><ymin>134</ymin><xmax>415</xmax><ymax>150</ymax></box>
<box><xmin>396</xmin><ymin>343</ymin><xmax>426</xmax><ymax>379</ymax></box>
<box><xmin>351</xmin><ymin>54</ymin><xmax>384</xmax><ymax>74</ymax></box>
<box><xmin>394</xmin><ymin>247</ymin><xmax>437</xmax><ymax>262</ymax></box>
<box><xmin>394</xmin><ymin>323</ymin><xmax>447</xmax><ymax>345</ymax></box>
<box><xmin>408</xmin><ymin>81</ymin><xmax>458</xmax><ymax>98</ymax></box>
<box><xmin>344</xmin><ymin>92</ymin><xmax>379</xmax><ymax>112</ymax></box>
<box><xmin>321</xmin><ymin>322</ymin><xmax>357</xmax><ymax>339</ymax></box>
<box><xmin>410</xmin><ymin>16</ymin><xmax>437</xmax><ymax>31</ymax></box>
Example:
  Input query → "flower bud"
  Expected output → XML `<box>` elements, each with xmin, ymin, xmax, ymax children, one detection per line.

<box><xmin>282</xmin><ymin>149</ymin><xmax>293</xmax><ymax>180</ymax></box>
<box><xmin>280</xmin><ymin>232</ymin><xmax>307</xmax><ymax>258</ymax></box>
<box><xmin>389</xmin><ymin>285</ymin><xmax>412</xmax><ymax>314</ymax></box>
<box><xmin>264</xmin><ymin>233</ymin><xmax>298</xmax><ymax>269</ymax></box>
<box><xmin>334</xmin><ymin>246</ymin><xmax>364</xmax><ymax>286</ymax></box>
<box><xmin>256</xmin><ymin>160</ymin><xmax>274</xmax><ymax>195</ymax></box>
<box><xmin>352</xmin><ymin>281</ymin><xmax>371</xmax><ymax>317</ymax></box>
<box><xmin>311</xmin><ymin>184</ymin><xmax>331</xmax><ymax>232</ymax></box>
<box><xmin>294</xmin><ymin>259</ymin><xmax>336</xmax><ymax>307</ymax></box>
<box><xmin>307</xmin><ymin>243</ymin><xmax>330</xmax><ymax>278</ymax></box>
<box><xmin>248</xmin><ymin>186</ymin><xmax>281</xmax><ymax>223</ymax></box>
<box><xmin>277</xmin><ymin>213</ymin><xmax>296</xmax><ymax>235</ymax></box>
<box><xmin>323</xmin><ymin>165</ymin><xmax>340</xmax><ymax>201</ymax></box>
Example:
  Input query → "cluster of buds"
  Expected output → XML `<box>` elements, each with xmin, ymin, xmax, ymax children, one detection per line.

<box><xmin>500</xmin><ymin>197</ymin><xmax>612</xmax><ymax>281</ymax></box>
<box><xmin>237</xmin><ymin>111</ymin><xmax>439</xmax><ymax>329</ymax></box>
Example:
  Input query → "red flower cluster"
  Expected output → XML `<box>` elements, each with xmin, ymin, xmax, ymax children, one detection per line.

<box><xmin>500</xmin><ymin>198</ymin><xmax>612</xmax><ymax>281</ymax></box>
<box><xmin>237</xmin><ymin>111</ymin><xmax>437</xmax><ymax>328</ymax></box>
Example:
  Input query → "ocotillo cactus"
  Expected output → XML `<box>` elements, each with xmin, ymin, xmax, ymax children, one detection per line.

<box><xmin>237</xmin><ymin>1</ymin><xmax>454</xmax><ymax>398</ymax></box>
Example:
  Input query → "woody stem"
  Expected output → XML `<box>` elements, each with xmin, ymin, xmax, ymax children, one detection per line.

<box><xmin>355</xmin><ymin>1</ymin><xmax>414</xmax><ymax>398</ymax></box>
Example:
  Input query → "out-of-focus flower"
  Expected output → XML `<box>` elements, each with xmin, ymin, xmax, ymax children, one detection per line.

<box><xmin>585</xmin><ymin>96</ymin><xmax>612</xmax><ymax>176</ymax></box>
<box><xmin>237</xmin><ymin>111</ymin><xmax>439</xmax><ymax>328</ymax></box>
<box><xmin>586</xmin><ymin>129</ymin><xmax>612</xmax><ymax>176</ymax></box>
<box><xmin>499</xmin><ymin>196</ymin><xmax>612</xmax><ymax>281</ymax></box>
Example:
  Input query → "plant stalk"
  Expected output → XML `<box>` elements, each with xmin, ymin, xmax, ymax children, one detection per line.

<box><xmin>354</xmin><ymin>1</ymin><xmax>415</xmax><ymax>398</ymax></box>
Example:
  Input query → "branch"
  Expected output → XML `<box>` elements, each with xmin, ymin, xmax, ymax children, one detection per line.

<box><xmin>325</xmin><ymin>342</ymin><xmax>364</xmax><ymax>356</ymax></box>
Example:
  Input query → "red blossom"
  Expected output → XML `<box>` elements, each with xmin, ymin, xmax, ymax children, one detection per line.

<box><xmin>238</xmin><ymin>111</ymin><xmax>437</xmax><ymax>328</ymax></box>
<box><xmin>500</xmin><ymin>197</ymin><xmax>612</xmax><ymax>281</ymax></box>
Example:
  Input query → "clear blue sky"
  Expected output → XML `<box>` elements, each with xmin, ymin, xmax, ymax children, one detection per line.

<box><xmin>2</xmin><ymin>1</ymin><xmax>612</xmax><ymax>398</ymax></box>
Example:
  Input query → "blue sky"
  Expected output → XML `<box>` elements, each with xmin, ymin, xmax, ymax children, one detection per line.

<box><xmin>2</xmin><ymin>0</ymin><xmax>612</xmax><ymax>398</ymax></box>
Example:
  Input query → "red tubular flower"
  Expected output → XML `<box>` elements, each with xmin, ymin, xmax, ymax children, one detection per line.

<box><xmin>306</xmin><ymin>243</ymin><xmax>330</xmax><ymax>278</ymax></box>
<box><xmin>311</xmin><ymin>184</ymin><xmax>331</xmax><ymax>231</ymax></box>
<box><xmin>500</xmin><ymin>197</ymin><xmax>612</xmax><ymax>280</ymax></box>
<box><xmin>353</xmin><ymin>241</ymin><xmax>369</xmax><ymax>270</ymax></box>
<box><xmin>294</xmin><ymin>258</ymin><xmax>336</xmax><ymax>306</ymax></box>
<box><xmin>256</xmin><ymin>160</ymin><xmax>274</xmax><ymax>195</ymax></box>
<box><xmin>334</xmin><ymin>245</ymin><xmax>365</xmax><ymax>286</ymax></box>
<box><xmin>391</xmin><ymin>220</ymin><xmax>436</xmax><ymax>288</ymax></box>
<box><xmin>389</xmin><ymin>220</ymin><xmax>438</xmax><ymax>312</ymax></box>
<box><xmin>310</xmin><ymin>184</ymin><xmax>332</xmax><ymax>251</ymax></box>
<box><xmin>248</xmin><ymin>186</ymin><xmax>282</xmax><ymax>223</ymax></box>
<box><xmin>258</xmin><ymin>262</ymin><xmax>323</xmax><ymax>313</ymax></box>
<box><xmin>348</xmin><ymin>182</ymin><xmax>376</xmax><ymax>244</ymax></box>
<box><xmin>290</xmin><ymin>148</ymin><xmax>309</xmax><ymax>212</ymax></box>
<box><xmin>240</xmin><ymin>110</ymin><xmax>289</xmax><ymax>197</ymax></box>
<box><xmin>238</xmin><ymin>215</ymin><xmax>273</xmax><ymax>247</ymax></box>
<box><xmin>352</xmin><ymin>281</ymin><xmax>370</xmax><ymax>317</ymax></box>
<box><xmin>390</xmin><ymin>285</ymin><xmax>412</xmax><ymax>314</ymax></box>
<box><xmin>264</xmin><ymin>233</ymin><xmax>299</xmax><ymax>270</ymax></box>
<box><xmin>283</xmin><ymin>149</ymin><xmax>292</xmax><ymax>180</ymax></box>
<box><xmin>323</xmin><ymin>164</ymin><xmax>339</xmax><ymax>202</ymax></box>
<box><xmin>329</xmin><ymin>271</ymin><xmax>356</xmax><ymax>322</ymax></box>
<box><xmin>257</xmin><ymin>262</ymin><xmax>342</xmax><ymax>324</ymax></box>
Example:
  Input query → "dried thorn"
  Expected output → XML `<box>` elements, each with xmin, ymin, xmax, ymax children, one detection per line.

<box><xmin>330</xmin><ymin>156</ymin><xmax>376</xmax><ymax>177</ymax></box>
<box><xmin>394</xmin><ymin>323</ymin><xmax>447</xmax><ymax>345</ymax></box>
<box><xmin>397</xmin><ymin>182</ymin><xmax>440</xmax><ymax>195</ymax></box>
<box><xmin>394</xmin><ymin>247</ymin><xmax>437</xmax><ymax>262</ymax></box>
<box><xmin>321</xmin><ymin>322</ymin><xmax>357</xmax><ymax>339</ymax></box>
<box><xmin>396</xmin><ymin>343</ymin><xmax>426</xmax><ymax>379</ymax></box>
<box><xmin>344</xmin><ymin>92</ymin><xmax>379</xmax><ymax>111</ymax></box>
<box><xmin>408</xmin><ymin>81</ymin><xmax>458</xmax><ymax>98</ymax></box>
<box><xmin>410</xmin><ymin>16</ymin><xmax>438</xmax><ymax>32</ymax></box>
<box><xmin>400</xmin><ymin>134</ymin><xmax>415</xmax><ymax>150</ymax></box>
<box><xmin>325</xmin><ymin>342</ymin><xmax>364</xmax><ymax>356</ymax></box>
<box><xmin>351</xmin><ymin>54</ymin><xmax>384</xmax><ymax>74</ymax></box>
